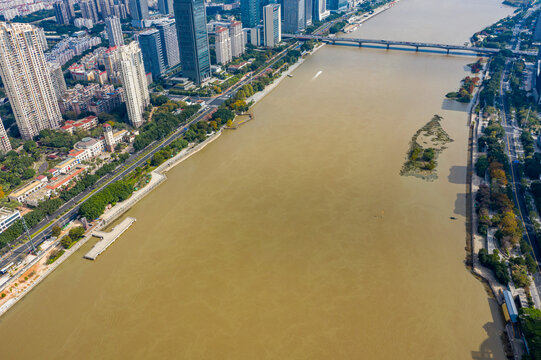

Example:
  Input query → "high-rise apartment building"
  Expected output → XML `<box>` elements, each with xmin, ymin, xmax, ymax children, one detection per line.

<box><xmin>64</xmin><ymin>0</ymin><xmax>76</xmax><ymax>20</ymax></box>
<box><xmin>81</xmin><ymin>0</ymin><xmax>100</xmax><ymax>23</ymax></box>
<box><xmin>156</xmin><ymin>19</ymin><xmax>180</xmax><ymax>68</ymax></box>
<box><xmin>215</xmin><ymin>27</ymin><xmax>232</xmax><ymax>65</ymax></box>
<box><xmin>283</xmin><ymin>0</ymin><xmax>305</xmax><ymax>33</ymax></box>
<box><xmin>263</xmin><ymin>4</ymin><xmax>281</xmax><ymax>47</ymax></box>
<box><xmin>103</xmin><ymin>46</ymin><xmax>121</xmax><ymax>83</ymax></box>
<box><xmin>0</xmin><ymin>23</ymin><xmax>61</xmax><ymax>140</ymax></box>
<box><xmin>139</xmin><ymin>29</ymin><xmax>166</xmax><ymax>79</ymax></box>
<box><xmin>54</xmin><ymin>1</ymin><xmax>70</xmax><ymax>24</ymax></box>
<box><xmin>0</xmin><ymin>118</ymin><xmax>11</xmax><ymax>153</ymax></box>
<box><xmin>158</xmin><ymin>0</ymin><xmax>174</xmax><ymax>15</ymax></box>
<box><xmin>99</xmin><ymin>0</ymin><xmax>113</xmax><ymax>17</ymax></box>
<box><xmin>240</xmin><ymin>0</ymin><xmax>261</xmax><ymax>28</ymax></box>
<box><xmin>174</xmin><ymin>0</ymin><xmax>211</xmax><ymax>84</ymax></box>
<box><xmin>105</xmin><ymin>16</ymin><xmax>124</xmax><ymax>47</ymax></box>
<box><xmin>49</xmin><ymin>62</ymin><xmax>67</xmax><ymax>100</ymax></box>
<box><xmin>129</xmin><ymin>0</ymin><xmax>149</xmax><ymax>27</ymax></box>
<box><xmin>229</xmin><ymin>21</ymin><xmax>245</xmax><ymax>58</ymax></box>
<box><xmin>118</xmin><ymin>42</ymin><xmax>149</xmax><ymax>128</ymax></box>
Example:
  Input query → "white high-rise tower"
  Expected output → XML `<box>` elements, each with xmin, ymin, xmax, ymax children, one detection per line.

<box><xmin>118</xmin><ymin>42</ymin><xmax>150</xmax><ymax>128</ymax></box>
<box><xmin>0</xmin><ymin>22</ymin><xmax>62</xmax><ymax>140</ymax></box>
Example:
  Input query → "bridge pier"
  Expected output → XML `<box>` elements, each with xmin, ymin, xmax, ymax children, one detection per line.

<box><xmin>447</xmin><ymin>48</ymin><xmax>450</xmax><ymax>55</ymax></box>
<box><xmin>415</xmin><ymin>46</ymin><xmax>419</xmax><ymax>52</ymax></box>
<box><xmin>386</xmin><ymin>43</ymin><xmax>390</xmax><ymax>50</ymax></box>
<box><xmin>358</xmin><ymin>42</ymin><xmax>362</xmax><ymax>47</ymax></box>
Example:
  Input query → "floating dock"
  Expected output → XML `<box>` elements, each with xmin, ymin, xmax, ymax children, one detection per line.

<box><xmin>84</xmin><ymin>217</ymin><xmax>136</xmax><ymax>260</ymax></box>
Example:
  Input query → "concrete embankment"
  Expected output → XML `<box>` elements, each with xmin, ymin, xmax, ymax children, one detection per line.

<box><xmin>84</xmin><ymin>217</ymin><xmax>136</xmax><ymax>260</ymax></box>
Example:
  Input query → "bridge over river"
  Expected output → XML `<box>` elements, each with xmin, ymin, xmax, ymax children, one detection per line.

<box><xmin>283</xmin><ymin>34</ymin><xmax>537</xmax><ymax>57</ymax></box>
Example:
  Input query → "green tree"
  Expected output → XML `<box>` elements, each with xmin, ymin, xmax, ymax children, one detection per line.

<box><xmin>475</xmin><ymin>155</ymin><xmax>489</xmax><ymax>177</ymax></box>
<box><xmin>68</xmin><ymin>226</ymin><xmax>85</xmax><ymax>241</ymax></box>
<box><xmin>51</xmin><ymin>225</ymin><xmax>61</xmax><ymax>237</ymax></box>
<box><xmin>61</xmin><ymin>235</ymin><xmax>73</xmax><ymax>249</ymax></box>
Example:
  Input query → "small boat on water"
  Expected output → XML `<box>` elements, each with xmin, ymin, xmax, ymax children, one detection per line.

<box><xmin>450</xmin><ymin>216</ymin><xmax>457</xmax><ymax>220</ymax></box>
<box><xmin>287</xmin><ymin>74</ymin><xmax>293</xmax><ymax>78</ymax></box>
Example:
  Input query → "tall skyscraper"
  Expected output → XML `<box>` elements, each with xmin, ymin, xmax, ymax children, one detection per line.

<box><xmin>49</xmin><ymin>62</ymin><xmax>67</xmax><ymax>100</ymax></box>
<box><xmin>240</xmin><ymin>0</ymin><xmax>261</xmax><ymax>28</ymax></box>
<box><xmin>0</xmin><ymin>117</ymin><xmax>11</xmax><ymax>153</ymax></box>
<box><xmin>158</xmin><ymin>0</ymin><xmax>174</xmax><ymax>15</ymax></box>
<box><xmin>118</xmin><ymin>42</ymin><xmax>149</xmax><ymax>128</ymax></box>
<box><xmin>129</xmin><ymin>0</ymin><xmax>149</xmax><ymax>27</ymax></box>
<box><xmin>139</xmin><ymin>29</ymin><xmax>166</xmax><ymax>79</ymax></box>
<box><xmin>229</xmin><ymin>21</ymin><xmax>245</xmax><ymax>58</ymax></box>
<box><xmin>263</xmin><ymin>4</ymin><xmax>281</xmax><ymax>47</ymax></box>
<box><xmin>105</xmin><ymin>16</ymin><xmax>124</xmax><ymax>47</ymax></box>
<box><xmin>156</xmin><ymin>19</ymin><xmax>180</xmax><ymax>68</ymax></box>
<box><xmin>283</xmin><ymin>0</ymin><xmax>305</xmax><ymax>33</ymax></box>
<box><xmin>174</xmin><ymin>0</ymin><xmax>211</xmax><ymax>84</ymax></box>
<box><xmin>304</xmin><ymin>0</ymin><xmax>312</xmax><ymax>27</ymax></box>
<box><xmin>53</xmin><ymin>1</ymin><xmax>70</xmax><ymax>25</ymax></box>
<box><xmin>312</xmin><ymin>0</ymin><xmax>329</xmax><ymax>21</ymax></box>
<box><xmin>81</xmin><ymin>0</ymin><xmax>100</xmax><ymax>23</ymax></box>
<box><xmin>215</xmin><ymin>27</ymin><xmax>232</xmax><ymax>65</ymax></box>
<box><xmin>0</xmin><ymin>23</ymin><xmax>61</xmax><ymax>140</ymax></box>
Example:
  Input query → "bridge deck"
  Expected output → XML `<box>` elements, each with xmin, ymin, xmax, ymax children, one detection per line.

<box><xmin>283</xmin><ymin>34</ymin><xmax>536</xmax><ymax>56</ymax></box>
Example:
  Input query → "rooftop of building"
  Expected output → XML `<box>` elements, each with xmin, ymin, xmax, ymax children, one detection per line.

<box><xmin>0</xmin><ymin>207</ymin><xmax>19</xmax><ymax>220</ymax></box>
<box><xmin>75</xmin><ymin>137</ymin><xmax>102</xmax><ymax>150</ymax></box>
<box><xmin>9</xmin><ymin>179</ymin><xmax>42</xmax><ymax>198</ymax></box>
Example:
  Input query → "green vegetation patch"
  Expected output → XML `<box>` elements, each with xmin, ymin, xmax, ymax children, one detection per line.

<box><xmin>400</xmin><ymin>115</ymin><xmax>453</xmax><ymax>181</ymax></box>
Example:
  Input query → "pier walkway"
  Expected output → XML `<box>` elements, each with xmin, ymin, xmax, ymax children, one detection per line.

<box><xmin>84</xmin><ymin>217</ymin><xmax>136</xmax><ymax>260</ymax></box>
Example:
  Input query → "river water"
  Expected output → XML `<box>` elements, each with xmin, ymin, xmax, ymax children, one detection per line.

<box><xmin>0</xmin><ymin>1</ymin><xmax>514</xmax><ymax>359</ymax></box>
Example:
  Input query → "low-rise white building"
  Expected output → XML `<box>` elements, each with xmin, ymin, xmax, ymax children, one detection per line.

<box><xmin>8</xmin><ymin>180</ymin><xmax>46</xmax><ymax>203</ymax></box>
<box><xmin>0</xmin><ymin>208</ymin><xmax>21</xmax><ymax>233</ymax></box>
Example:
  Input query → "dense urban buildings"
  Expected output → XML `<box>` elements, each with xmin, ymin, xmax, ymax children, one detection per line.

<box><xmin>283</xmin><ymin>0</ymin><xmax>305</xmax><ymax>33</ymax></box>
<box><xmin>158</xmin><ymin>0</ymin><xmax>174</xmax><ymax>15</ymax></box>
<box><xmin>174</xmin><ymin>0</ymin><xmax>212</xmax><ymax>84</ymax></box>
<box><xmin>118</xmin><ymin>42</ymin><xmax>149</xmax><ymax>127</ymax></box>
<box><xmin>215</xmin><ymin>26</ymin><xmax>232</xmax><ymax>65</ymax></box>
<box><xmin>156</xmin><ymin>19</ymin><xmax>180</xmax><ymax>69</ymax></box>
<box><xmin>263</xmin><ymin>4</ymin><xmax>281</xmax><ymax>47</ymax></box>
<box><xmin>0</xmin><ymin>23</ymin><xmax>61</xmax><ymax>140</ymax></box>
<box><xmin>240</xmin><ymin>0</ymin><xmax>260</xmax><ymax>28</ymax></box>
<box><xmin>129</xmin><ymin>0</ymin><xmax>149</xmax><ymax>27</ymax></box>
<box><xmin>139</xmin><ymin>29</ymin><xmax>166</xmax><ymax>79</ymax></box>
<box><xmin>105</xmin><ymin>16</ymin><xmax>124</xmax><ymax>47</ymax></box>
